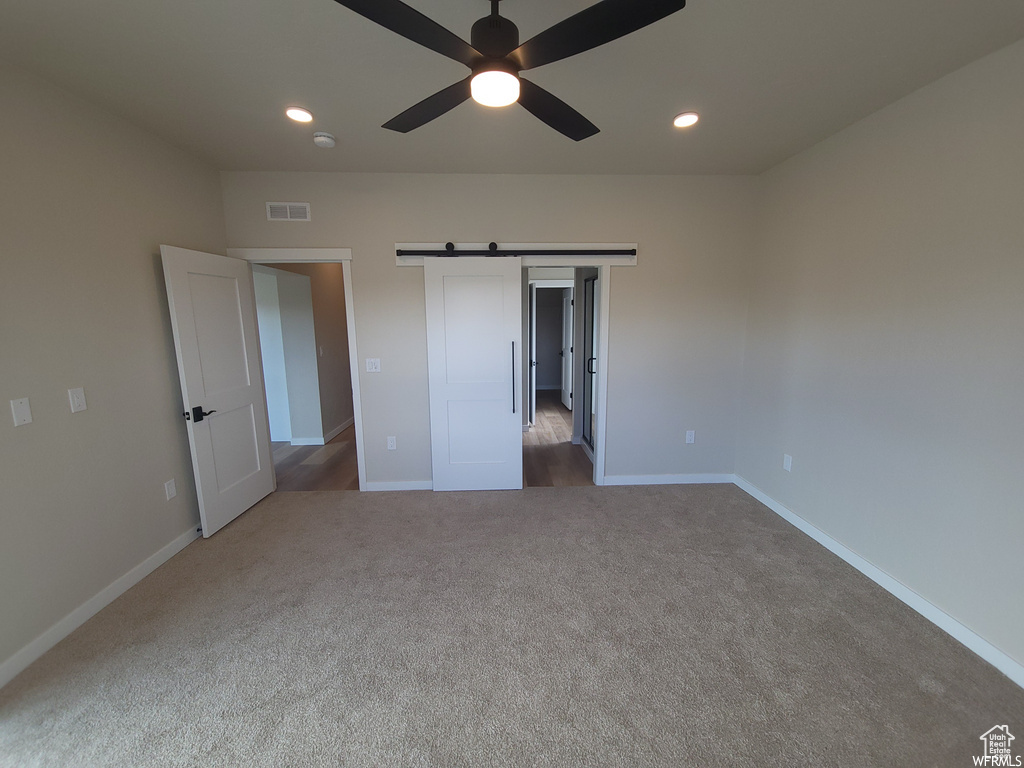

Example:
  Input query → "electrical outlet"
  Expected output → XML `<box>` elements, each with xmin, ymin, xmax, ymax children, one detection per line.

<box><xmin>685</xmin><ymin>430</ymin><xmax>695</xmax><ymax>444</ymax></box>
<box><xmin>783</xmin><ymin>454</ymin><xmax>793</xmax><ymax>472</ymax></box>
<box><xmin>164</xmin><ymin>479</ymin><xmax>177</xmax><ymax>500</ymax></box>
<box><xmin>366</xmin><ymin>358</ymin><xmax>381</xmax><ymax>373</ymax></box>
<box><xmin>387</xmin><ymin>436</ymin><xmax>397</xmax><ymax>451</ymax></box>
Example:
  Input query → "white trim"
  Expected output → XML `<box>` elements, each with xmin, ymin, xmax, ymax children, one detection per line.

<box><xmin>604</xmin><ymin>473</ymin><xmax>737</xmax><ymax>486</ymax></box>
<box><xmin>323</xmin><ymin>416</ymin><xmax>355</xmax><ymax>443</ymax></box>
<box><xmin>365</xmin><ymin>480</ymin><xmax>433</xmax><ymax>492</ymax></box>
<box><xmin>342</xmin><ymin>261</ymin><xmax>367</xmax><ymax>492</ymax></box>
<box><xmin>289</xmin><ymin>437</ymin><xmax>324</xmax><ymax>446</ymax></box>
<box><xmin>591</xmin><ymin>266</ymin><xmax>611</xmax><ymax>487</ymax></box>
<box><xmin>733</xmin><ymin>475</ymin><xmax>1024</xmax><ymax>689</ymax></box>
<box><xmin>396</xmin><ymin>242</ymin><xmax>638</xmax><ymax>268</ymax></box>
<box><xmin>581</xmin><ymin>439</ymin><xmax>595</xmax><ymax>463</ymax></box>
<box><xmin>530</xmin><ymin>279</ymin><xmax>574</xmax><ymax>289</ymax></box>
<box><xmin>228</xmin><ymin>247</ymin><xmax>352</xmax><ymax>263</ymax></box>
<box><xmin>0</xmin><ymin>527</ymin><xmax>200</xmax><ymax>690</ymax></box>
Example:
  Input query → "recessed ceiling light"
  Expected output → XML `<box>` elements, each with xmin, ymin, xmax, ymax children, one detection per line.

<box><xmin>286</xmin><ymin>107</ymin><xmax>314</xmax><ymax>123</ymax></box>
<box><xmin>673</xmin><ymin>112</ymin><xmax>699</xmax><ymax>128</ymax></box>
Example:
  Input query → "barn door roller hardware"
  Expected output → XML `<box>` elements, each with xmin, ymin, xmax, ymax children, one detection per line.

<box><xmin>396</xmin><ymin>242</ymin><xmax>637</xmax><ymax>258</ymax></box>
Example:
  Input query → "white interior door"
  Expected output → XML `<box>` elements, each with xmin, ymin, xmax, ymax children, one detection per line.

<box><xmin>161</xmin><ymin>245</ymin><xmax>275</xmax><ymax>536</ymax></box>
<box><xmin>425</xmin><ymin>257</ymin><xmax>523</xmax><ymax>491</ymax></box>
<box><xmin>561</xmin><ymin>288</ymin><xmax>574</xmax><ymax>410</ymax></box>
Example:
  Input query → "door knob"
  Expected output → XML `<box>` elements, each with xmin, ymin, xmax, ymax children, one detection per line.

<box><xmin>184</xmin><ymin>406</ymin><xmax>217</xmax><ymax>423</ymax></box>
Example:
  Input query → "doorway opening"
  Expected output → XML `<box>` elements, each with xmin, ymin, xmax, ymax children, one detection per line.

<box><xmin>252</xmin><ymin>262</ymin><xmax>358</xmax><ymax>491</ymax></box>
<box><xmin>523</xmin><ymin>267</ymin><xmax>597</xmax><ymax>487</ymax></box>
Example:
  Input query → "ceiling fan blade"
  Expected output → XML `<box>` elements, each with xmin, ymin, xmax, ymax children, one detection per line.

<box><xmin>382</xmin><ymin>77</ymin><xmax>473</xmax><ymax>133</ymax></box>
<box><xmin>518</xmin><ymin>78</ymin><xmax>599</xmax><ymax>141</ymax></box>
<box><xmin>331</xmin><ymin>0</ymin><xmax>479</xmax><ymax>67</ymax></box>
<box><xmin>510</xmin><ymin>0</ymin><xmax>686</xmax><ymax>71</ymax></box>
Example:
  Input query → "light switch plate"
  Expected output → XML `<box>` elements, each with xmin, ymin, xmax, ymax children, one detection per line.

<box><xmin>366</xmin><ymin>358</ymin><xmax>381</xmax><ymax>373</ymax></box>
<box><xmin>164</xmin><ymin>479</ymin><xmax>177</xmax><ymax>500</ymax></box>
<box><xmin>68</xmin><ymin>387</ymin><xmax>87</xmax><ymax>413</ymax></box>
<box><xmin>11</xmin><ymin>398</ymin><xmax>32</xmax><ymax>426</ymax></box>
<box><xmin>783</xmin><ymin>454</ymin><xmax>793</xmax><ymax>472</ymax></box>
<box><xmin>685</xmin><ymin>430</ymin><xmax>695</xmax><ymax>444</ymax></box>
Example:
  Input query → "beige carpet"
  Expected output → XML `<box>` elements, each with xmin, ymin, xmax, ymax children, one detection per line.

<box><xmin>1</xmin><ymin>485</ymin><xmax>1020</xmax><ymax>766</ymax></box>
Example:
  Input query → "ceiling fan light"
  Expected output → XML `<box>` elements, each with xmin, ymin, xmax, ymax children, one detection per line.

<box><xmin>673</xmin><ymin>112</ymin><xmax>699</xmax><ymax>128</ymax></box>
<box><xmin>471</xmin><ymin>70</ymin><xmax>520</xmax><ymax>108</ymax></box>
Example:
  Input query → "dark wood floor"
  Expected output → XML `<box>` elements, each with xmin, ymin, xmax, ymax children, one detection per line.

<box><xmin>271</xmin><ymin>424</ymin><xmax>359</xmax><ymax>491</ymax></box>
<box><xmin>524</xmin><ymin>390</ymin><xmax>594</xmax><ymax>487</ymax></box>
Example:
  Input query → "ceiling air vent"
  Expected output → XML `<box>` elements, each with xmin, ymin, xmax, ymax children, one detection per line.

<box><xmin>266</xmin><ymin>202</ymin><xmax>311</xmax><ymax>222</ymax></box>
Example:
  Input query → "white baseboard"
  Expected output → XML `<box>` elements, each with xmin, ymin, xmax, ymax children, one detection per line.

<box><xmin>0</xmin><ymin>526</ymin><xmax>200</xmax><ymax>690</ymax></box>
<box><xmin>323</xmin><ymin>417</ymin><xmax>355</xmax><ymax>443</ymax></box>
<box><xmin>604</xmin><ymin>473</ymin><xmax>737</xmax><ymax>486</ymax></box>
<box><xmin>732</xmin><ymin>475</ymin><xmax>1024</xmax><ymax>689</ymax></box>
<box><xmin>290</xmin><ymin>437</ymin><xmax>325</xmax><ymax>446</ymax></box>
<box><xmin>365</xmin><ymin>480</ymin><xmax>433</xmax><ymax>492</ymax></box>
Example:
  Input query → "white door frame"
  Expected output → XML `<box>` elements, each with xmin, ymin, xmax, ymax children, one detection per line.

<box><xmin>398</xmin><ymin>243</ymin><xmax>633</xmax><ymax>486</ymax></box>
<box><xmin>227</xmin><ymin>248</ymin><xmax>365</xmax><ymax>491</ymax></box>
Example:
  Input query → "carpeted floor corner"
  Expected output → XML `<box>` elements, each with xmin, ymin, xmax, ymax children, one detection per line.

<box><xmin>1</xmin><ymin>484</ymin><xmax>1020</xmax><ymax>766</ymax></box>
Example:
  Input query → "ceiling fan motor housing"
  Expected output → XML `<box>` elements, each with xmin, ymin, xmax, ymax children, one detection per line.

<box><xmin>471</xmin><ymin>13</ymin><xmax>520</xmax><ymax>59</ymax></box>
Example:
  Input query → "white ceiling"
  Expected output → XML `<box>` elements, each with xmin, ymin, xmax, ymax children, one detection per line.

<box><xmin>4</xmin><ymin>0</ymin><xmax>1024</xmax><ymax>175</ymax></box>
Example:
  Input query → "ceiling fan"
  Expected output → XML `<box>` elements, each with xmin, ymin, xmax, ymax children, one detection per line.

<box><xmin>331</xmin><ymin>0</ymin><xmax>687</xmax><ymax>141</ymax></box>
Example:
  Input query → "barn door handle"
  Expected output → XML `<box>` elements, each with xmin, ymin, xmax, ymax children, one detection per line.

<box><xmin>512</xmin><ymin>342</ymin><xmax>516</xmax><ymax>414</ymax></box>
<box><xmin>587</xmin><ymin>357</ymin><xmax>596</xmax><ymax>375</ymax></box>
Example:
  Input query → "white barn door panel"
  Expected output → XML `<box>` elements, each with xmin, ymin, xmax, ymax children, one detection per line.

<box><xmin>425</xmin><ymin>257</ymin><xmax>523</xmax><ymax>491</ymax></box>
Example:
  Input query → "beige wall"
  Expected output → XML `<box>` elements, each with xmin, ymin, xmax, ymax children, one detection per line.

<box><xmin>0</xmin><ymin>64</ymin><xmax>226</xmax><ymax>668</ymax></box>
<box><xmin>737</xmin><ymin>39</ymin><xmax>1024</xmax><ymax>665</ymax></box>
<box><xmin>270</xmin><ymin>263</ymin><xmax>354</xmax><ymax>437</ymax></box>
<box><xmin>221</xmin><ymin>173</ymin><xmax>758</xmax><ymax>483</ymax></box>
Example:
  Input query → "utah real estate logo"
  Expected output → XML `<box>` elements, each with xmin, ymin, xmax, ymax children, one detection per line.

<box><xmin>975</xmin><ymin>726</ymin><xmax>1020</xmax><ymax>767</ymax></box>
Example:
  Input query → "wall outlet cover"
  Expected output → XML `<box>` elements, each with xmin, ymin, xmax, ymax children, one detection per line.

<box><xmin>783</xmin><ymin>454</ymin><xmax>793</xmax><ymax>472</ymax></box>
<box><xmin>685</xmin><ymin>430</ymin><xmax>695</xmax><ymax>444</ymax></box>
<box><xmin>10</xmin><ymin>398</ymin><xmax>32</xmax><ymax>426</ymax></box>
<box><xmin>164</xmin><ymin>479</ymin><xmax>177</xmax><ymax>500</ymax></box>
<box><xmin>387</xmin><ymin>436</ymin><xmax>397</xmax><ymax>451</ymax></box>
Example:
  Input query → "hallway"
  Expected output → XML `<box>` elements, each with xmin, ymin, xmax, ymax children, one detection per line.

<box><xmin>523</xmin><ymin>391</ymin><xmax>594</xmax><ymax>487</ymax></box>
<box><xmin>271</xmin><ymin>425</ymin><xmax>359</xmax><ymax>491</ymax></box>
